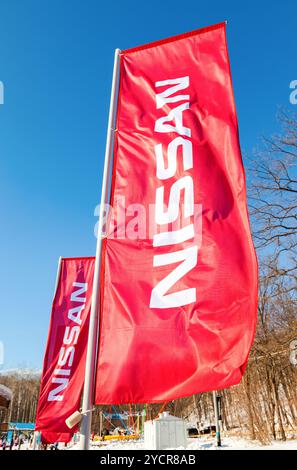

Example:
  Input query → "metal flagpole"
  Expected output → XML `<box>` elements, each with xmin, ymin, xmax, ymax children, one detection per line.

<box><xmin>79</xmin><ymin>48</ymin><xmax>121</xmax><ymax>450</ymax></box>
<box><xmin>212</xmin><ymin>390</ymin><xmax>221</xmax><ymax>447</ymax></box>
<box><xmin>54</xmin><ymin>257</ymin><xmax>62</xmax><ymax>295</ymax></box>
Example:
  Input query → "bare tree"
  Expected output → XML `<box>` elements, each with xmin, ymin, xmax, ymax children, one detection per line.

<box><xmin>249</xmin><ymin>111</ymin><xmax>297</xmax><ymax>285</ymax></box>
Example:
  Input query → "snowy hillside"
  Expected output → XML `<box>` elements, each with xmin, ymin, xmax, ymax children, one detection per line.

<box><xmin>67</xmin><ymin>436</ymin><xmax>297</xmax><ymax>451</ymax></box>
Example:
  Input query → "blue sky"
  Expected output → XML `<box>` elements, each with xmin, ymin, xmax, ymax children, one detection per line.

<box><xmin>0</xmin><ymin>0</ymin><xmax>296</xmax><ymax>370</ymax></box>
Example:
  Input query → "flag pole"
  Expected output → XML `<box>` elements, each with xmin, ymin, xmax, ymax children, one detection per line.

<box><xmin>79</xmin><ymin>48</ymin><xmax>121</xmax><ymax>450</ymax></box>
<box><xmin>54</xmin><ymin>257</ymin><xmax>62</xmax><ymax>295</ymax></box>
<box><xmin>212</xmin><ymin>390</ymin><xmax>222</xmax><ymax>447</ymax></box>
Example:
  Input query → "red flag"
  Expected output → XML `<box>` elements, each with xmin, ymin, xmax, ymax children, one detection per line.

<box><xmin>41</xmin><ymin>431</ymin><xmax>73</xmax><ymax>445</ymax></box>
<box><xmin>95</xmin><ymin>22</ymin><xmax>258</xmax><ymax>404</ymax></box>
<box><xmin>36</xmin><ymin>257</ymin><xmax>95</xmax><ymax>432</ymax></box>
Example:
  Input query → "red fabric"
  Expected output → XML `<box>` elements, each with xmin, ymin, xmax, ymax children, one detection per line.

<box><xmin>36</xmin><ymin>257</ymin><xmax>95</xmax><ymax>432</ymax></box>
<box><xmin>95</xmin><ymin>23</ymin><xmax>258</xmax><ymax>404</ymax></box>
<box><xmin>41</xmin><ymin>431</ymin><xmax>73</xmax><ymax>444</ymax></box>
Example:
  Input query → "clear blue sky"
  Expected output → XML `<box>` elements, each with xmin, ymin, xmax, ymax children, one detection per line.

<box><xmin>0</xmin><ymin>0</ymin><xmax>296</xmax><ymax>370</ymax></box>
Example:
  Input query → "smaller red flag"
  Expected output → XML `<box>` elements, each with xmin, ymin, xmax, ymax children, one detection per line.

<box><xmin>41</xmin><ymin>431</ymin><xmax>73</xmax><ymax>445</ymax></box>
<box><xmin>35</xmin><ymin>257</ymin><xmax>95</xmax><ymax>433</ymax></box>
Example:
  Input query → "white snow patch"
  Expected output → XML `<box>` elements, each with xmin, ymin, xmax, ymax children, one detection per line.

<box><xmin>67</xmin><ymin>436</ymin><xmax>297</xmax><ymax>451</ymax></box>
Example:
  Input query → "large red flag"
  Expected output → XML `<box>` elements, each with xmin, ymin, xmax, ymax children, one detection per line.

<box><xmin>41</xmin><ymin>431</ymin><xmax>73</xmax><ymax>445</ymax></box>
<box><xmin>36</xmin><ymin>257</ymin><xmax>95</xmax><ymax>433</ymax></box>
<box><xmin>95</xmin><ymin>23</ymin><xmax>258</xmax><ymax>404</ymax></box>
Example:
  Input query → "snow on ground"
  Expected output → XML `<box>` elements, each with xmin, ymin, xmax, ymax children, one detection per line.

<box><xmin>2</xmin><ymin>436</ymin><xmax>296</xmax><ymax>450</ymax></box>
<box><xmin>68</xmin><ymin>436</ymin><xmax>297</xmax><ymax>451</ymax></box>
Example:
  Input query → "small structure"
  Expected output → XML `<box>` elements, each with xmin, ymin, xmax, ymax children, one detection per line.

<box><xmin>144</xmin><ymin>412</ymin><xmax>187</xmax><ymax>450</ymax></box>
<box><xmin>7</xmin><ymin>422</ymin><xmax>35</xmax><ymax>446</ymax></box>
<box><xmin>0</xmin><ymin>385</ymin><xmax>13</xmax><ymax>434</ymax></box>
<box><xmin>0</xmin><ymin>384</ymin><xmax>12</xmax><ymax>409</ymax></box>
<box><xmin>101</xmin><ymin>407</ymin><xmax>142</xmax><ymax>436</ymax></box>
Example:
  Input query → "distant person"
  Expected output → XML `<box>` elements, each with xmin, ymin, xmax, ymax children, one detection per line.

<box><xmin>9</xmin><ymin>438</ymin><xmax>14</xmax><ymax>450</ymax></box>
<box><xmin>102</xmin><ymin>428</ymin><xmax>110</xmax><ymax>440</ymax></box>
<box><xmin>18</xmin><ymin>436</ymin><xmax>24</xmax><ymax>450</ymax></box>
<box><xmin>1</xmin><ymin>437</ymin><xmax>7</xmax><ymax>450</ymax></box>
<box><xmin>49</xmin><ymin>442</ymin><xmax>59</xmax><ymax>450</ymax></box>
